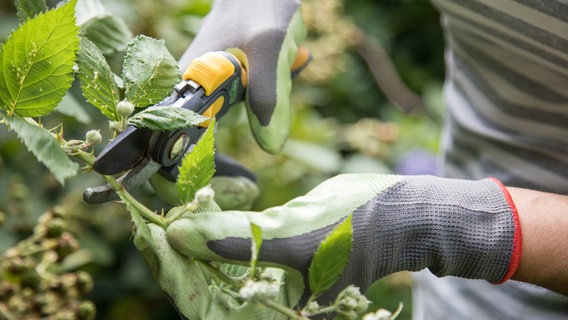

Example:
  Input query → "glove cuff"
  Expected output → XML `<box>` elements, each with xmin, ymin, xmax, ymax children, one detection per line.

<box><xmin>489</xmin><ymin>177</ymin><xmax>523</xmax><ymax>284</ymax></box>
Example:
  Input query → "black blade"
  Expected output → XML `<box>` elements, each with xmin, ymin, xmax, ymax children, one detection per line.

<box><xmin>93</xmin><ymin>126</ymin><xmax>153</xmax><ymax>175</ymax></box>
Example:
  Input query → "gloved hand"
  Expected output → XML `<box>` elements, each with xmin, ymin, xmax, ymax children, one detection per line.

<box><xmin>133</xmin><ymin>223</ymin><xmax>299</xmax><ymax>320</ymax></box>
<box><xmin>180</xmin><ymin>0</ymin><xmax>306</xmax><ymax>153</ymax></box>
<box><xmin>166</xmin><ymin>174</ymin><xmax>523</xmax><ymax>304</ymax></box>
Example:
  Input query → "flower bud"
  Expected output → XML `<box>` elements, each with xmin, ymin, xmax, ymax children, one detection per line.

<box><xmin>196</xmin><ymin>186</ymin><xmax>215</xmax><ymax>206</ymax></box>
<box><xmin>194</xmin><ymin>186</ymin><xmax>221</xmax><ymax>212</ymax></box>
<box><xmin>239</xmin><ymin>280</ymin><xmax>279</xmax><ymax>302</ymax></box>
<box><xmin>335</xmin><ymin>286</ymin><xmax>371</xmax><ymax>319</ymax></box>
<box><xmin>116</xmin><ymin>100</ymin><xmax>135</xmax><ymax>118</ymax></box>
<box><xmin>305</xmin><ymin>301</ymin><xmax>320</xmax><ymax>314</ymax></box>
<box><xmin>85</xmin><ymin>130</ymin><xmax>102</xmax><ymax>145</ymax></box>
<box><xmin>362</xmin><ymin>309</ymin><xmax>393</xmax><ymax>320</ymax></box>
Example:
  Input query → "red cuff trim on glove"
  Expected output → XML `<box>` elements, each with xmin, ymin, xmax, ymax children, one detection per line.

<box><xmin>489</xmin><ymin>177</ymin><xmax>523</xmax><ymax>284</ymax></box>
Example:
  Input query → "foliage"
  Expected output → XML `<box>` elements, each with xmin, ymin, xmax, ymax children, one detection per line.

<box><xmin>309</xmin><ymin>214</ymin><xmax>353</xmax><ymax>298</ymax></box>
<box><xmin>176</xmin><ymin>120</ymin><xmax>216</xmax><ymax>204</ymax></box>
<box><xmin>127</xmin><ymin>105</ymin><xmax>208</xmax><ymax>131</ymax></box>
<box><xmin>0</xmin><ymin>0</ymin><xmax>78</xmax><ymax>118</ymax></box>
<box><xmin>122</xmin><ymin>35</ymin><xmax>180</xmax><ymax>108</ymax></box>
<box><xmin>76</xmin><ymin>37</ymin><xmax>121</xmax><ymax>121</ymax></box>
<box><xmin>0</xmin><ymin>0</ymin><xmax>445</xmax><ymax>319</ymax></box>
<box><xmin>3</xmin><ymin>117</ymin><xmax>79</xmax><ymax>184</ymax></box>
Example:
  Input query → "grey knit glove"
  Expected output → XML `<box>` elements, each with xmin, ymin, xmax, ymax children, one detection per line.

<box><xmin>166</xmin><ymin>174</ymin><xmax>523</xmax><ymax>304</ymax></box>
<box><xmin>179</xmin><ymin>0</ymin><xmax>306</xmax><ymax>154</ymax></box>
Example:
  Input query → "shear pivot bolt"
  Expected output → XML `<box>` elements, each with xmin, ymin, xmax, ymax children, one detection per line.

<box><xmin>169</xmin><ymin>134</ymin><xmax>190</xmax><ymax>160</ymax></box>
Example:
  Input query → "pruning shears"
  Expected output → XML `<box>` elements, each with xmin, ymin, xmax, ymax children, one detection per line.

<box><xmin>83</xmin><ymin>49</ymin><xmax>311</xmax><ymax>204</ymax></box>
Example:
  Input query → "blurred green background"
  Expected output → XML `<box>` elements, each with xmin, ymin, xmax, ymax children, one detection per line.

<box><xmin>0</xmin><ymin>0</ymin><xmax>445</xmax><ymax>319</ymax></box>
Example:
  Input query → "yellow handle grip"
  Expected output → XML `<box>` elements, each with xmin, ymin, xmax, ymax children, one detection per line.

<box><xmin>183</xmin><ymin>52</ymin><xmax>245</xmax><ymax>96</ymax></box>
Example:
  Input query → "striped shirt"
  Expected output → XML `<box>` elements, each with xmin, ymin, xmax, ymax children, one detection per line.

<box><xmin>412</xmin><ymin>0</ymin><xmax>568</xmax><ymax>319</ymax></box>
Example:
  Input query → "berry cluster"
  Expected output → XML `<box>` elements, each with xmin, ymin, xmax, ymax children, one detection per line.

<box><xmin>0</xmin><ymin>208</ymin><xmax>95</xmax><ymax>320</ymax></box>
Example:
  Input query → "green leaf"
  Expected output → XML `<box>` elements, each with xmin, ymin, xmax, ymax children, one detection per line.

<box><xmin>250</xmin><ymin>222</ymin><xmax>263</xmax><ymax>277</ymax></box>
<box><xmin>0</xmin><ymin>0</ymin><xmax>79</xmax><ymax>117</ymax></box>
<box><xmin>308</xmin><ymin>214</ymin><xmax>353</xmax><ymax>297</ymax></box>
<box><xmin>128</xmin><ymin>105</ymin><xmax>209</xmax><ymax>131</ymax></box>
<box><xmin>81</xmin><ymin>15</ymin><xmax>133</xmax><ymax>54</ymax></box>
<box><xmin>176</xmin><ymin>120</ymin><xmax>216</xmax><ymax>204</ymax></box>
<box><xmin>3</xmin><ymin>116</ymin><xmax>79</xmax><ymax>184</ymax></box>
<box><xmin>123</xmin><ymin>35</ymin><xmax>181</xmax><ymax>108</ymax></box>
<box><xmin>76</xmin><ymin>37</ymin><xmax>120</xmax><ymax>121</ymax></box>
<box><xmin>76</xmin><ymin>0</ymin><xmax>131</xmax><ymax>54</ymax></box>
<box><xmin>75</xmin><ymin>0</ymin><xmax>107</xmax><ymax>25</ymax></box>
<box><xmin>15</xmin><ymin>0</ymin><xmax>47</xmax><ymax>21</ymax></box>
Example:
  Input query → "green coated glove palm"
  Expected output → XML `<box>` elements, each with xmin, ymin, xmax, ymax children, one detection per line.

<box><xmin>166</xmin><ymin>174</ymin><xmax>522</xmax><ymax>305</ymax></box>
<box><xmin>180</xmin><ymin>0</ymin><xmax>306</xmax><ymax>153</ymax></box>
<box><xmin>132</xmin><ymin>216</ymin><xmax>301</xmax><ymax>319</ymax></box>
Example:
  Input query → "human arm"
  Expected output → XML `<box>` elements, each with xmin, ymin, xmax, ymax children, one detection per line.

<box><xmin>508</xmin><ymin>187</ymin><xmax>568</xmax><ymax>295</ymax></box>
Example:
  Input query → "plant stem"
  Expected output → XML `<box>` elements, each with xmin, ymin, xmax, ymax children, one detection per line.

<box><xmin>165</xmin><ymin>202</ymin><xmax>198</xmax><ymax>225</ymax></box>
<box><xmin>196</xmin><ymin>260</ymin><xmax>243</xmax><ymax>289</ymax></box>
<box><xmin>261</xmin><ymin>300</ymin><xmax>308</xmax><ymax>320</ymax></box>
<box><xmin>73</xmin><ymin>149</ymin><xmax>96</xmax><ymax>167</ymax></box>
<box><xmin>308</xmin><ymin>305</ymin><xmax>337</xmax><ymax>317</ymax></box>
<box><xmin>103</xmin><ymin>175</ymin><xmax>166</xmax><ymax>228</ymax></box>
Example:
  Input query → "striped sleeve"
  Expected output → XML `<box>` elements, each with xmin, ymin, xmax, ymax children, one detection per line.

<box><xmin>413</xmin><ymin>1</ymin><xmax>568</xmax><ymax>319</ymax></box>
<box><xmin>430</xmin><ymin>0</ymin><xmax>568</xmax><ymax>192</ymax></box>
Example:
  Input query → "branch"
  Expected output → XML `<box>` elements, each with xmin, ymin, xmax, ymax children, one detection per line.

<box><xmin>351</xmin><ymin>28</ymin><xmax>425</xmax><ymax>114</ymax></box>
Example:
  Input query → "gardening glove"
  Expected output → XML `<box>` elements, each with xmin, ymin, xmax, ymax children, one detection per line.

<box><xmin>179</xmin><ymin>0</ymin><xmax>306</xmax><ymax>154</ymax></box>
<box><xmin>132</xmin><ymin>212</ymin><xmax>301</xmax><ymax>319</ymax></box>
<box><xmin>166</xmin><ymin>174</ymin><xmax>523</xmax><ymax>304</ymax></box>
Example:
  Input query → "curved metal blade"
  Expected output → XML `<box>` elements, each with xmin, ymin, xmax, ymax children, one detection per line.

<box><xmin>93</xmin><ymin>126</ymin><xmax>153</xmax><ymax>175</ymax></box>
<box><xmin>83</xmin><ymin>158</ymin><xmax>162</xmax><ymax>204</ymax></box>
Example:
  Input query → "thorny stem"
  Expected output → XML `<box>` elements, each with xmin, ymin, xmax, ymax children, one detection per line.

<box><xmin>165</xmin><ymin>202</ymin><xmax>198</xmax><ymax>225</ymax></box>
<box><xmin>196</xmin><ymin>260</ymin><xmax>243</xmax><ymax>289</ymax></box>
<box><xmin>103</xmin><ymin>175</ymin><xmax>167</xmax><ymax>228</ymax></box>
<box><xmin>306</xmin><ymin>305</ymin><xmax>337</xmax><ymax>317</ymax></box>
